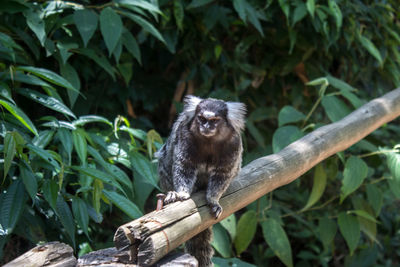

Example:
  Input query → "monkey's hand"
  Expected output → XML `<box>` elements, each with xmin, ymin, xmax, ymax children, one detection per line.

<box><xmin>164</xmin><ymin>191</ymin><xmax>190</xmax><ymax>204</ymax></box>
<box><xmin>208</xmin><ymin>201</ymin><xmax>223</xmax><ymax>219</ymax></box>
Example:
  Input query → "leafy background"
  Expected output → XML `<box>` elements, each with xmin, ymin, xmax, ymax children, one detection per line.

<box><xmin>1</xmin><ymin>0</ymin><xmax>400</xmax><ymax>266</ymax></box>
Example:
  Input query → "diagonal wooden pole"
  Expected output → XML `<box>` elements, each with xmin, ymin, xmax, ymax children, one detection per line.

<box><xmin>114</xmin><ymin>88</ymin><xmax>400</xmax><ymax>266</ymax></box>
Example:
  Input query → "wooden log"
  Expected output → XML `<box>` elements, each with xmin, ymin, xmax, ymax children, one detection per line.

<box><xmin>3</xmin><ymin>241</ymin><xmax>197</xmax><ymax>267</ymax></box>
<box><xmin>3</xmin><ymin>241</ymin><xmax>76</xmax><ymax>267</ymax></box>
<box><xmin>77</xmin><ymin>247</ymin><xmax>135</xmax><ymax>267</ymax></box>
<box><xmin>114</xmin><ymin>88</ymin><xmax>400</xmax><ymax>266</ymax></box>
<box><xmin>77</xmin><ymin>249</ymin><xmax>197</xmax><ymax>267</ymax></box>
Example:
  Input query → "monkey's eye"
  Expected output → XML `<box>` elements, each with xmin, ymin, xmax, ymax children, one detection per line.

<box><xmin>198</xmin><ymin>116</ymin><xmax>207</xmax><ymax>124</ymax></box>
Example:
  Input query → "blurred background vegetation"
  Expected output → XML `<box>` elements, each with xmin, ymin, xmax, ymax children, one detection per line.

<box><xmin>0</xmin><ymin>0</ymin><xmax>399</xmax><ymax>266</ymax></box>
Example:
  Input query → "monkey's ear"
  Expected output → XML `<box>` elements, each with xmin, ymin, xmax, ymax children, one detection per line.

<box><xmin>226</xmin><ymin>102</ymin><xmax>246</xmax><ymax>132</ymax></box>
<box><xmin>183</xmin><ymin>95</ymin><xmax>202</xmax><ymax>115</ymax></box>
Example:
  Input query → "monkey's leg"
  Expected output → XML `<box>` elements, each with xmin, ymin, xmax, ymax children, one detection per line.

<box><xmin>185</xmin><ymin>227</ymin><xmax>214</xmax><ymax>267</ymax></box>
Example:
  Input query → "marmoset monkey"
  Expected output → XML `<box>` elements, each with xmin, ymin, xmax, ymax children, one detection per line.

<box><xmin>157</xmin><ymin>95</ymin><xmax>246</xmax><ymax>267</ymax></box>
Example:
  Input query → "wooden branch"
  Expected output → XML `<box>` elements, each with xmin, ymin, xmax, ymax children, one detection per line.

<box><xmin>3</xmin><ymin>242</ymin><xmax>76</xmax><ymax>267</ymax></box>
<box><xmin>114</xmin><ymin>88</ymin><xmax>400</xmax><ymax>266</ymax></box>
<box><xmin>4</xmin><ymin>242</ymin><xmax>198</xmax><ymax>267</ymax></box>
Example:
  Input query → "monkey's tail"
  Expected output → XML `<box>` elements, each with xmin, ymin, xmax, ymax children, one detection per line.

<box><xmin>185</xmin><ymin>227</ymin><xmax>214</xmax><ymax>267</ymax></box>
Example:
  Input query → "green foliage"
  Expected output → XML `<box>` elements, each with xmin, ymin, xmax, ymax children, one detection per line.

<box><xmin>0</xmin><ymin>0</ymin><xmax>400</xmax><ymax>266</ymax></box>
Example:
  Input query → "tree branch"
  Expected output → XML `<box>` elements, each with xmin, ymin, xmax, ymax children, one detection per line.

<box><xmin>114</xmin><ymin>88</ymin><xmax>400</xmax><ymax>266</ymax></box>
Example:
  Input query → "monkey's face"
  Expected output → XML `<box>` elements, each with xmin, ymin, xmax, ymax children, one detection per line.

<box><xmin>196</xmin><ymin>111</ymin><xmax>222</xmax><ymax>137</ymax></box>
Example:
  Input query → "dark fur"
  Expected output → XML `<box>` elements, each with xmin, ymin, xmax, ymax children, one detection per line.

<box><xmin>157</xmin><ymin>96</ymin><xmax>246</xmax><ymax>267</ymax></box>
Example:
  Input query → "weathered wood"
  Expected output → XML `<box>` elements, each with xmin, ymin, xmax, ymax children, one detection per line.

<box><xmin>77</xmin><ymin>247</ymin><xmax>135</xmax><ymax>267</ymax></box>
<box><xmin>77</xmin><ymin>249</ymin><xmax>197</xmax><ymax>267</ymax></box>
<box><xmin>114</xmin><ymin>88</ymin><xmax>400</xmax><ymax>266</ymax></box>
<box><xmin>3</xmin><ymin>242</ymin><xmax>197</xmax><ymax>267</ymax></box>
<box><xmin>3</xmin><ymin>242</ymin><xmax>76</xmax><ymax>267</ymax></box>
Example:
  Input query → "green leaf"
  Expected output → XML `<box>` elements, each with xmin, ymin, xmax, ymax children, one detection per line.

<box><xmin>302</xmin><ymin>164</ymin><xmax>327</xmax><ymax>211</ymax></box>
<box><xmin>0</xmin><ymin>99</ymin><xmax>38</xmax><ymax>136</ymax></box>
<box><xmin>4</xmin><ymin>132</ymin><xmax>16</xmax><ymax>178</ymax></box>
<box><xmin>118</xmin><ymin>63</ymin><xmax>133</xmax><ymax>85</ymax></box>
<box><xmin>0</xmin><ymin>83</ymin><xmax>14</xmax><ymax>104</ymax></box>
<box><xmin>220</xmin><ymin>214</ymin><xmax>236</xmax><ymax>241</ymax></box>
<box><xmin>317</xmin><ymin>217</ymin><xmax>337</xmax><ymax>249</ymax></box>
<box><xmin>92</xmin><ymin>179</ymin><xmax>103</xmax><ymax>214</ymax></box>
<box><xmin>306</xmin><ymin>77</ymin><xmax>328</xmax><ymax>87</ymax></box>
<box><xmin>115</xmin><ymin>0</ymin><xmax>162</xmax><ymax>17</ymax></box>
<box><xmin>338</xmin><ymin>212</ymin><xmax>360</xmax><ymax>255</ymax></box>
<box><xmin>262</xmin><ymin>218</ymin><xmax>293</xmax><ymax>267</ymax></box>
<box><xmin>328</xmin><ymin>0</ymin><xmax>342</xmax><ymax>30</ymax></box>
<box><xmin>56</xmin><ymin>42</ymin><xmax>78</xmax><ymax>65</ymax></box>
<box><xmin>73</xmin><ymin>115</ymin><xmax>112</xmax><ymax>127</ymax></box>
<box><xmin>122</xmin><ymin>11</ymin><xmax>166</xmax><ymax>44</ymax></box>
<box><xmin>173</xmin><ymin>0</ymin><xmax>184</xmax><ymax>31</ymax></box>
<box><xmin>72</xmin><ymin>166</ymin><xmax>124</xmax><ymax>193</ymax></box>
<box><xmin>27</xmin><ymin>144</ymin><xmax>60</xmax><ymax>171</ymax></box>
<box><xmin>366</xmin><ymin>184</ymin><xmax>383</xmax><ymax>217</ymax></box>
<box><xmin>321</xmin><ymin>95</ymin><xmax>351</xmax><ymax>122</ymax></box>
<box><xmin>56</xmin><ymin>194</ymin><xmax>75</xmax><ymax>246</ymax></box>
<box><xmin>306</xmin><ymin>0</ymin><xmax>315</xmax><ymax>18</ymax></box>
<box><xmin>72</xmin><ymin>129</ymin><xmax>87</xmax><ymax>165</ymax></box>
<box><xmin>0</xmin><ymin>180</ymin><xmax>26</xmax><ymax>234</ymax></box>
<box><xmin>340</xmin><ymin>156</ymin><xmax>368</xmax><ymax>203</ymax></box>
<box><xmin>246</xmin><ymin>5</ymin><xmax>264</xmax><ymax>37</ymax></box>
<box><xmin>42</xmin><ymin>179</ymin><xmax>58</xmax><ymax>210</ymax></box>
<box><xmin>326</xmin><ymin>76</ymin><xmax>363</xmax><ymax>108</ymax></box>
<box><xmin>103</xmin><ymin>189</ymin><xmax>142</xmax><ymax>219</ymax></box>
<box><xmin>278</xmin><ymin>106</ymin><xmax>306</xmax><ymax>127</ymax></box>
<box><xmin>57</xmin><ymin>128</ymin><xmax>73</xmax><ymax>163</ymax></box>
<box><xmin>87</xmin><ymin>146</ymin><xmax>133</xmax><ymax>190</ymax></box>
<box><xmin>121</xmin><ymin>30</ymin><xmax>141</xmax><ymax>65</ymax></box>
<box><xmin>75</xmin><ymin>48</ymin><xmax>116</xmax><ymax>80</ymax></box>
<box><xmin>211</xmin><ymin>223</ymin><xmax>231</xmax><ymax>258</ymax></box>
<box><xmin>59</xmin><ymin>63</ymin><xmax>81</xmax><ymax>108</ymax></box>
<box><xmin>386</xmin><ymin>151</ymin><xmax>400</xmax><ymax>180</ymax></box>
<box><xmin>349</xmin><ymin>210</ymin><xmax>379</xmax><ymax>224</ymax></box>
<box><xmin>16</xmin><ymin>88</ymin><xmax>76</xmax><ymax>119</ymax></box>
<box><xmin>351</xmin><ymin>197</ymin><xmax>378</xmax><ymax>244</ymax></box>
<box><xmin>387</xmin><ymin>150</ymin><xmax>400</xmax><ymax>194</ymax></box>
<box><xmin>73</xmin><ymin>9</ymin><xmax>98</xmax><ymax>47</ymax></box>
<box><xmin>16</xmin><ymin>66</ymin><xmax>78</xmax><ymax>93</ymax></box>
<box><xmin>130</xmin><ymin>151</ymin><xmax>159</xmax><ymax>188</ymax></box>
<box><xmin>0</xmin><ymin>32</ymin><xmax>23</xmax><ymax>52</ymax></box>
<box><xmin>10</xmin><ymin>72</ymin><xmax>53</xmax><ymax>88</ymax></box>
<box><xmin>100</xmin><ymin>7</ymin><xmax>123</xmax><ymax>56</ymax></box>
<box><xmin>19</xmin><ymin>162</ymin><xmax>38</xmax><ymax>202</ymax></box>
<box><xmin>25</xmin><ymin>10</ymin><xmax>46</xmax><ymax>46</ymax></box>
<box><xmin>278</xmin><ymin>0</ymin><xmax>290</xmax><ymax>21</ymax></box>
<box><xmin>272</xmin><ymin>126</ymin><xmax>303</xmax><ymax>153</ymax></box>
<box><xmin>234</xmin><ymin>210</ymin><xmax>257</xmax><ymax>255</ymax></box>
<box><xmin>358</xmin><ymin>35</ymin><xmax>383</xmax><ymax>66</ymax></box>
<box><xmin>233</xmin><ymin>0</ymin><xmax>247</xmax><ymax>21</ymax></box>
<box><xmin>187</xmin><ymin>0</ymin><xmax>214</xmax><ymax>9</ymax></box>
<box><xmin>292</xmin><ymin>3</ymin><xmax>307</xmax><ymax>26</ymax></box>
<box><xmin>32</xmin><ymin>130</ymin><xmax>54</xmax><ymax>149</ymax></box>
<box><xmin>119</xmin><ymin>126</ymin><xmax>147</xmax><ymax>141</ymax></box>
<box><xmin>72</xmin><ymin>197</ymin><xmax>89</xmax><ymax>238</ymax></box>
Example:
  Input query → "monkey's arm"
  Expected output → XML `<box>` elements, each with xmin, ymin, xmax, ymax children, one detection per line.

<box><xmin>164</xmin><ymin>145</ymin><xmax>197</xmax><ymax>204</ymax></box>
<box><xmin>206</xmin><ymin>165</ymin><xmax>239</xmax><ymax>219</ymax></box>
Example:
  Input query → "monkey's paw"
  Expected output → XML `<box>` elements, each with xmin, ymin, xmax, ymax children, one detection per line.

<box><xmin>209</xmin><ymin>203</ymin><xmax>223</xmax><ymax>219</ymax></box>
<box><xmin>164</xmin><ymin>191</ymin><xmax>190</xmax><ymax>204</ymax></box>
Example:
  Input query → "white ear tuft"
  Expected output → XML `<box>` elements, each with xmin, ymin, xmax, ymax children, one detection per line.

<box><xmin>183</xmin><ymin>95</ymin><xmax>202</xmax><ymax>118</ymax></box>
<box><xmin>226</xmin><ymin>101</ymin><xmax>246</xmax><ymax>132</ymax></box>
